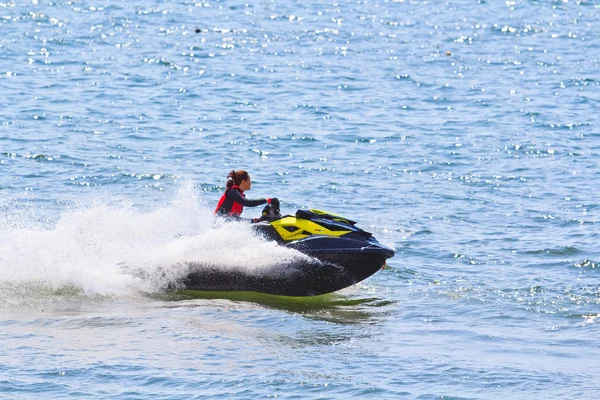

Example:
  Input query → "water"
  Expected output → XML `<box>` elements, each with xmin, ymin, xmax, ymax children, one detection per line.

<box><xmin>1</xmin><ymin>0</ymin><xmax>600</xmax><ymax>398</ymax></box>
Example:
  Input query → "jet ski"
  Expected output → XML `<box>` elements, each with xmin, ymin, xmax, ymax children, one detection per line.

<box><xmin>180</xmin><ymin>202</ymin><xmax>395</xmax><ymax>296</ymax></box>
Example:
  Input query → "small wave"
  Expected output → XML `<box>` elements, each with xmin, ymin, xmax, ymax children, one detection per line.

<box><xmin>574</xmin><ymin>259</ymin><xmax>599</xmax><ymax>269</ymax></box>
<box><xmin>523</xmin><ymin>245</ymin><xmax>581</xmax><ymax>257</ymax></box>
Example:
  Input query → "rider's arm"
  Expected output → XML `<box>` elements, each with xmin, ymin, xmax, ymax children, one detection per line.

<box><xmin>229</xmin><ymin>189</ymin><xmax>268</xmax><ymax>207</ymax></box>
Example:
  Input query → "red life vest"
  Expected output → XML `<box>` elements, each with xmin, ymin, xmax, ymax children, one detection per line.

<box><xmin>214</xmin><ymin>185</ymin><xmax>245</xmax><ymax>216</ymax></box>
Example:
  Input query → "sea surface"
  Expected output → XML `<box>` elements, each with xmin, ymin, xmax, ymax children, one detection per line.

<box><xmin>1</xmin><ymin>0</ymin><xmax>600</xmax><ymax>398</ymax></box>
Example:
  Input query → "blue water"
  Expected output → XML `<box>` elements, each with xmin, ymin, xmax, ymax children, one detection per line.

<box><xmin>2</xmin><ymin>0</ymin><xmax>600</xmax><ymax>398</ymax></box>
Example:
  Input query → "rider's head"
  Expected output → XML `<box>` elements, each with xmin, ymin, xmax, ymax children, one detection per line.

<box><xmin>227</xmin><ymin>170</ymin><xmax>251</xmax><ymax>191</ymax></box>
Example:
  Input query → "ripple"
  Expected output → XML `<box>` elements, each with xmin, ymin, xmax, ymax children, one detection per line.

<box><xmin>523</xmin><ymin>246</ymin><xmax>581</xmax><ymax>257</ymax></box>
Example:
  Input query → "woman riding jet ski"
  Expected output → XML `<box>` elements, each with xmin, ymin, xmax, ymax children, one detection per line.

<box><xmin>214</xmin><ymin>170</ymin><xmax>278</xmax><ymax>219</ymax></box>
<box><xmin>181</xmin><ymin>170</ymin><xmax>395</xmax><ymax>296</ymax></box>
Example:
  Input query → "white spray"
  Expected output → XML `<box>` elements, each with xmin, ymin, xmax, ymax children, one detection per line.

<box><xmin>0</xmin><ymin>182</ymin><xmax>309</xmax><ymax>301</ymax></box>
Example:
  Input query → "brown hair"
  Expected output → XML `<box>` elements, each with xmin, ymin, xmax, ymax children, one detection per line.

<box><xmin>226</xmin><ymin>170</ymin><xmax>249</xmax><ymax>188</ymax></box>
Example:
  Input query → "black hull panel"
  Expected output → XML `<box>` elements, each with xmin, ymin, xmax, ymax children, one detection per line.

<box><xmin>181</xmin><ymin>252</ymin><xmax>389</xmax><ymax>297</ymax></box>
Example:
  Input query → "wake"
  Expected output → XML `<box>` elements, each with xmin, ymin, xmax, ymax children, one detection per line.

<box><xmin>0</xmin><ymin>182</ymin><xmax>306</xmax><ymax>308</ymax></box>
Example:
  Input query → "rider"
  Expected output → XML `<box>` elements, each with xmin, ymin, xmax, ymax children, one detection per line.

<box><xmin>214</xmin><ymin>170</ymin><xmax>277</xmax><ymax>219</ymax></box>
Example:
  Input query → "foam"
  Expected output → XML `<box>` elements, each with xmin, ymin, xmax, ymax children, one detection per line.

<box><xmin>0</xmin><ymin>182</ymin><xmax>308</xmax><ymax>301</ymax></box>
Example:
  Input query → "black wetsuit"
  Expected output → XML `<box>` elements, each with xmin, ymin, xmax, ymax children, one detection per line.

<box><xmin>215</xmin><ymin>187</ymin><xmax>267</xmax><ymax>217</ymax></box>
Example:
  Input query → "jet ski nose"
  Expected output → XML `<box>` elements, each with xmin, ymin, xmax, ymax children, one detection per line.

<box><xmin>363</xmin><ymin>242</ymin><xmax>395</xmax><ymax>259</ymax></box>
<box><xmin>383</xmin><ymin>245</ymin><xmax>395</xmax><ymax>258</ymax></box>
